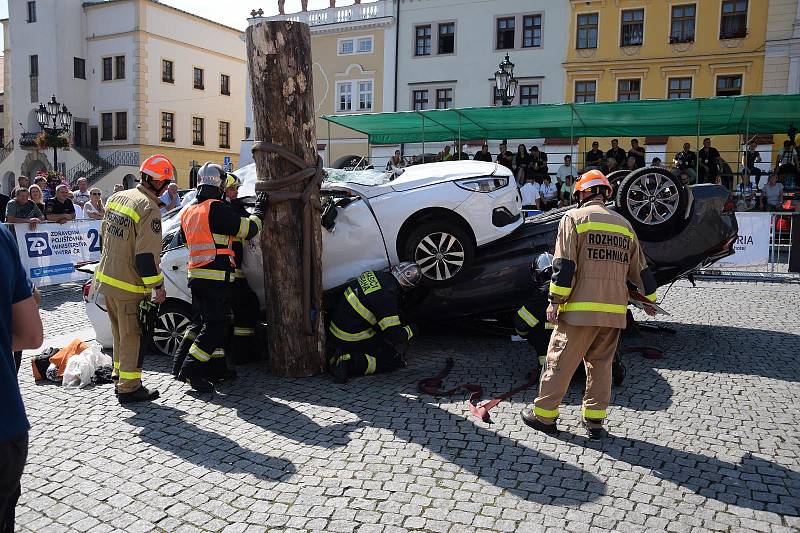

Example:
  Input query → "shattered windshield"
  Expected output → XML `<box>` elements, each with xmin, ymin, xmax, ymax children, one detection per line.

<box><xmin>234</xmin><ymin>163</ymin><xmax>391</xmax><ymax>197</ymax></box>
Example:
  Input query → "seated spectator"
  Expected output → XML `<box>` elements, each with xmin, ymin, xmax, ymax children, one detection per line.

<box><xmin>45</xmin><ymin>185</ymin><xmax>76</xmax><ymax>224</ymax></box>
<box><xmin>606</xmin><ymin>157</ymin><xmax>619</xmax><ymax>173</ymax></box>
<box><xmin>33</xmin><ymin>177</ymin><xmax>51</xmax><ymax>202</ymax></box>
<box><xmin>437</xmin><ymin>145</ymin><xmax>453</xmax><ymax>162</ymax></box>
<box><xmin>45</xmin><ymin>173</ymin><xmax>63</xmax><ymax>200</ymax></box>
<box><xmin>28</xmin><ymin>185</ymin><xmax>45</xmax><ymax>215</ymax></box>
<box><xmin>673</xmin><ymin>143</ymin><xmax>698</xmax><ymax>183</ymax></box>
<box><xmin>514</xmin><ymin>144</ymin><xmax>530</xmax><ymax>185</ymax></box>
<box><xmin>560</xmin><ymin>174</ymin><xmax>575</xmax><ymax>207</ymax></box>
<box><xmin>628</xmin><ymin>139</ymin><xmax>646</xmax><ymax>169</ymax></box>
<box><xmin>496</xmin><ymin>143</ymin><xmax>514</xmax><ymax>171</ymax></box>
<box><xmin>556</xmin><ymin>155</ymin><xmax>578</xmax><ymax>186</ymax></box>
<box><xmin>83</xmin><ymin>188</ymin><xmax>106</xmax><ymax>220</ymax></box>
<box><xmin>775</xmin><ymin>139</ymin><xmax>798</xmax><ymax>189</ymax></box>
<box><xmin>539</xmin><ymin>176</ymin><xmax>559</xmax><ymax>211</ymax></box>
<box><xmin>473</xmin><ymin>144</ymin><xmax>492</xmax><ymax>162</ymax></box>
<box><xmin>651</xmin><ymin>157</ymin><xmax>664</xmax><ymax>168</ymax></box>
<box><xmin>453</xmin><ymin>143</ymin><xmax>470</xmax><ymax>161</ymax></box>
<box><xmin>625</xmin><ymin>156</ymin><xmax>638</xmax><ymax>171</ymax></box>
<box><xmin>17</xmin><ymin>176</ymin><xmax>31</xmax><ymax>190</ymax></box>
<box><xmin>529</xmin><ymin>146</ymin><xmax>548</xmax><ymax>182</ymax></box>
<box><xmin>5</xmin><ymin>188</ymin><xmax>44</xmax><ymax>228</ymax></box>
<box><xmin>386</xmin><ymin>150</ymin><xmax>406</xmax><ymax>172</ymax></box>
<box><xmin>606</xmin><ymin>139</ymin><xmax>627</xmax><ymax>171</ymax></box>
<box><xmin>520</xmin><ymin>179</ymin><xmax>541</xmax><ymax>210</ymax></box>
<box><xmin>72</xmin><ymin>177</ymin><xmax>91</xmax><ymax>208</ymax></box>
<box><xmin>585</xmin><ymin>141</ymin><xmax>604</xmax><ymax>169</ymax></box>
<box><xmin>698</xmin><ymin>138</ymin><xmax>721</xmax><ymax>184</ymax></box>
<box><xmin>761</xmin><ymin>173</ymin><xmax>784</xmax><ymax>211</ymax></box>
<box><xmin>741</xmin><ymin>140</ymin><xmax>762</xmax><ymax>190</ymax></box>
<box><xmin>159</xmin><ymin>183</ymin><xmax>181</xmax><ymax>215</ymax></box>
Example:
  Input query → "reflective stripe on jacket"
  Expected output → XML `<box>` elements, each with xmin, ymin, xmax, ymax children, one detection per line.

<box><xmin>181</xmin><ymin>200</ymin><xmax>235</xmax><ymax>270</ymax></box>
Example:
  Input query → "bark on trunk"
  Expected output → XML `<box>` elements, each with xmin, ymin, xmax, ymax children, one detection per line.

<box><xmin>246</xmin><ymin>21</ymin><xmax>325</xmax><ymax>377</ymax></box>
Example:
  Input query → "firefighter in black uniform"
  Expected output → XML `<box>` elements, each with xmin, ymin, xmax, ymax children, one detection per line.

<box><xmin>328</xmin><ymin>262</ymin><xmax>422</xmax><ymax>383</ymax></box>
<box><xmin>223</xmin><ymin>173</ymin><xmax>261</xmax><ymax>364</ymax></box>
<box><xmin>513</xmin><ymin>252</ymin><xmax>556</xmax><ymax>376</ymax></box>
<box><xmin>174</xmin><ymin>163</ymin><xmax>268</xmax><ymax>392</ymax></box>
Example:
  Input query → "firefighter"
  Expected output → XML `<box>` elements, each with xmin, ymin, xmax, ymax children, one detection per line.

<box><xmin>513</xmin><ymin>252</ymin><xmax>556</xmax><ymax>377</ymax></box>
<box><xmin>93</xmin><ymin>154</ymin><xmax>173</xmax><ymax>404</ymax></box>
<box><xmin>520</xmin><ymin>169</ymin><xmax>657</xmax><ymax>439</ymax></box>
<box><xmin>175</xmin><ymin>163</ymin><xmax>268</xmax><ymax>393</ymax></box>
<box><xmin>328</xmin><ymin>263</ymin><xmax>422</xmax><ymax>384</ymax></box>
<box><xmin>223</xmin><ymin>173</ymin><xmax>261</xmax><ymax>364</ymax></box>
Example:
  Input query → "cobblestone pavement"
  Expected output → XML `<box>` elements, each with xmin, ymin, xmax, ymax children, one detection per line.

<box><xmin>14</xmin><ymin>280</ymin><xmax>800</xmax><ymax>532</ymax></box>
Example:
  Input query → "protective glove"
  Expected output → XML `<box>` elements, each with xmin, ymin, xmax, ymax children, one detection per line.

<box><xmin>321</xmin><ymin>202</ymin><xmax>338</xmax><ymax>230</ymax></box>
<box><xmin>252</xmin><ymin>192</ymin><xmax>270</xmax><ymax>221</ymax></box>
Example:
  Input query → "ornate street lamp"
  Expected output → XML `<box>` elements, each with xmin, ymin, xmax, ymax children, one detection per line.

<box><xmin>35</xmin><ymin>95</ymin><xmax>72</xmax><ymax>170</ymax></box>
<box><xmin>494</xmin><ymin>54</ymin><xmax>518</xmax><ymax>106</ymax></box>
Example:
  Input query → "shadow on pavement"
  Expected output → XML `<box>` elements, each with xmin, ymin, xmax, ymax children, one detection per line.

<box><xmin>124</xmin><ymin>403</ymin><xmax>297</xmax><ymax>482</ymax></box>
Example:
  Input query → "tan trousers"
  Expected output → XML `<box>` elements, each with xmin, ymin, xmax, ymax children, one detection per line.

<box><xmin>106</xmin><ymin>295</ymin><xmax>145</xmax><ymax>393</ymax></box>
<box><xmin>533</xmin><ymin>321</ymin><xmax>621</xmax><ymax>427</ymax></box>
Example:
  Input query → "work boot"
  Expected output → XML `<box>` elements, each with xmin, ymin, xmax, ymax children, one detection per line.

<box><xmin>118</xmin><ymin>385</ymin><xmax>160</xmax><ymax>404</ymax></box>
<box><xmin>186</xmin><ymin>376</ymin><xmax>215</xmax><ymax>393</ymax></box>
<box><xmin>331</xmin><ymin>357</ymin><xmax>351</xmax><ymax>384</ymax></box>
<box><xmin>581</xmin><ymin>418</ymin><xmax>607</xmax><ymax>440</ymax></box>
<box><xmin>210</xmin><ymin>367</ymin><xmax>238</xmax><ymax>384</ymax></box>
<box><xmin>520</xmin><ymin>408</ymin><xmax>559</xmax><ymax>434</ymax></box>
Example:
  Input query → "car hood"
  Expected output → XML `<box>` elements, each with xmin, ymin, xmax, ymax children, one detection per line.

<box><xmin>389</xmin><ymin>161</ymin><xmax>512</xmax><ymax>192</ymax></box>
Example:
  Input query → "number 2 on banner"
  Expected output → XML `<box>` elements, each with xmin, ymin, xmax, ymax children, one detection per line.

<box><xmin>88</xmin><ymin>229</ymin><xmax>101</xmax><ymax>252</ymax></box>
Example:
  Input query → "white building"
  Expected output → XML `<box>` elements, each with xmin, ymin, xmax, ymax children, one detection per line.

<box><xmin>763</xmin><ymin>0</ymin><xmax>800</xmax><ymax>94</ymax></box>
<box><xmin>1</xmin><ymin>0</ymin><xmax>246</xmax><ymax>195</ymax></box>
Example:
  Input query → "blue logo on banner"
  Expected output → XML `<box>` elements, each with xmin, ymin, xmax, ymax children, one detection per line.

<box><xmin>26</xmin><ymin>233</ymin><xmax>52</xmax><ymax>257</ymax></box>
<box><xmin>30</xmin><ymin>263</ymin><xmax>75</xmax><ymax>279</ymax></box>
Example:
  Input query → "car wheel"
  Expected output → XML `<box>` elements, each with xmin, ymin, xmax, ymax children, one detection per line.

<box><xmin>615</xmin><ymin>166</ymin><xmax>689</xmax><ymax>242</ymax></box>
<box><xmin>151</xmin><ymin>300</ymin><xmax>192</xmax><ymax>357</ymax></box>
<box><xmin>403</xmin><ymin>221</ymin><xmax>475</xmax><ymax>287</ymax></box>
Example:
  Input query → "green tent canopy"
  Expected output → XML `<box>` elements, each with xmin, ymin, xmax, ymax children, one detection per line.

<box><xmin>321</xmin><ymin>94</ymin><xmax>800</xmax><ymax>145</ymax></box>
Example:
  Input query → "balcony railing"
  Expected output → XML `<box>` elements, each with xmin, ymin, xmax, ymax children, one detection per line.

<box><xmin>19</xmin><ymin>132</ymin><xmax>38</xmax><ymax>149</ymax></box>
<box><xmin>258</xmin><ymin>0</ymin><xmax>389</xmax><ymax>27</ymax></box>
<box><xmin>0</xmin><ymin>140</ymin><xmax>13</xmax><ymax>164</ymax></box>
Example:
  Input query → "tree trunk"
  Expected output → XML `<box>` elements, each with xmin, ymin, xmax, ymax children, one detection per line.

<box><xmin>246</xmin><ymin>21</ymin><xmax>325</xmax><ymax>377</ymax></box>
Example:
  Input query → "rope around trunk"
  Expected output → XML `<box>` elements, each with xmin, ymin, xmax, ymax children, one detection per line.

<box><xmin>251</xmin><ymin>141</ymin><xmax>323</xmax><ymax>336</ymax></box>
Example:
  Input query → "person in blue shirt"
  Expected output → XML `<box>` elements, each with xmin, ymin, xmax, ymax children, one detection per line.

<box><xmin>0</xmin><ymin>224</ymin><xmax>43</xmax><ymax>533</ymax></box>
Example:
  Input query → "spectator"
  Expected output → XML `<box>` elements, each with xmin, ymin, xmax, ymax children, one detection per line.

<box><xmin>17</xmin><ymin>176</ymin><xmax>30</xmax><ymax>190</ymax></box>
<box><xmin>761</xmin><ymin>173</ymin><xmax>784</xmax><ymax>211</ymax></box>
<box><xmin>585</xmin><ymin>141</ymin><xmax>604</xmax><ymax>169</ymax></box>
<box><xmin>628</xmin><ymin>139</ymin><xmax>646</xmax><ymax>169</ymax></box>
<box><xmin>113</xmin><ymin>183</ymin><xmax>124</xmax><ymax>194</ymax></box>
<box><xmin>453</xmin><ymin>143</ymin><xmax>470</xmax><ymax>161</ymax></box>
<box><xmin>28</xmin><ymin>185</ymin><xmax>46</xmax><ymax>215</ymax></box>
<box><xmin>72</xmin><ymin>177</ymin><xmax>91</xmax><ymax>208</ymax></box>
<box><xmin>651</xmin><ymin>157</ymin><xmax>664</xmax><ymax>168</ymax></box>
<box><xmin>556</xmin><ymin>155</ymin><xmax>578</xmax><ymax>186</ymax></box>
<box><xmin>775</xmin><ymin>139</ymin><xmax>798</xmax><ymax>189</ymax></box>
<box><xmin>698</xmin><ymin>137</ymin><xmax>721</xmax><ymax>184</ymax></box>
<box><xmin>33</xmin><ymin>177</ymin><xmax>50</xmax><ymax>202</ymax></box>
<box><xmin>473</xmin><ymin>144</ymin><xmax>492</xmax><ymax>162</ymax></box>
<box><xmin>496</xmin><ymin>143</ymin><xmax>514</xmax><ymax>171</ymax></box>
<box><xmin>0</xmin><ymin>223</ymin><xmax>43</xmax><ymax>533</ymax></box>
<box><xmin>386</xmin><ymin>150</ymin><xmax>405</xmax><ymax>172</ymax></box>
<box><xmin>159</xmin><ymin>183</ymin><xmax>181</xmax><ymax>216</ymax></box>
<box><xmin>5</xmin><ymin>188</ymin><xmax>44</xmax><ymax>228</ymax></box>
<box><xmin>514</xmin><ymin>144</ymin><xmax>530</xmax><ymax>185</ymax></box>
<box><xmin>606</xmin><ymin>139</ymin><xmax>627</xmax><ymax>171</ymax></box>
<box><xmin>520</xmin><ymin>178</ymin><xmax>541</xmax><ymax>210</ymax></box>
<box><xmin>529</xmin><ymin>146</ymin><xmax>548</xmax><ymax>182</ymax></box>
<box><xmin>606</xmin><ymin>156</ymin><xmax>620</xmax><ymax>173</ymax></box>
<box><xmin>83</xmin><ymin>188</ymin><xmax>106</xmax><ymax>220</ymax></box>
<box><xmin>45</xmin><ymin>173</ymin><xmax>63</xmax><ymax>199</ymax></box>
<box><xmin>741</xmin><ymin>141</ymin><xmax>762</xmax><ymax>190</ymax></box>
<box><xmin>625</xmin><ymin>156</ymin><xmax>638</xmax><ymax>171</ymax></box>
<box><xmin>437</xmin><ymin>145</ymin><xmax>453</xmax><ymax>162</ymax></box>
<box><xmin>0</xmin><ymin>192</ymin><xmax>8</xmax><ymax>224</ymax></box>
<box><xmin>673</xmin><ymin>142</ymin><xmax>698</xmax><ymax>183</ymax></box>
<box><xmin>560</xmin><ymin>174</ymin><xmax>575</xmax><ymax>206</ymax></box>
<box><xmin>539</xmin><ymin>176</ymin><xmax>559</xmax><ymax>211</ymax></box>
<box><xmin>45</xmin><ymin>185</ymin><xmax>76</xmax><ymax>224</ymax></box>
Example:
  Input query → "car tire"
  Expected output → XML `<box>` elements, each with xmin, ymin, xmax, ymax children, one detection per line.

<box><xmin>606</xmin><ymin>169</ymin><xmax>631</xmax><ymax>189</ymax></box>
<box><xmin>151</xmin><ymin>300</ymin><xmax>193</xmax><ymax>357</ymax></box>
<box><xmin>615</xmin><ymin>166</ymin><xmax>689</xmax><ymax>242</ymax></box>
<box><xmin>402</xmin><ymin>221</ymin><xmax>475</xmax><ymax>287</ymax></box>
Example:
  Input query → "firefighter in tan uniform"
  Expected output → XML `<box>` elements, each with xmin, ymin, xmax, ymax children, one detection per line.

<box><xmin>520</xmin><ymin>169</ymin><xmax>657</xmax><ymax>439</ymax></box>
<box><xmin>93</xmin><ymin>155</ymin><xmax>174</xmax><ymax>404</ymax></box>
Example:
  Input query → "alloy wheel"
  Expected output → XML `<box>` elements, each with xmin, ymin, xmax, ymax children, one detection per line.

<box><xmin>414</xmin><ymin>231</ymin><xmax>465</xmax><ymax>281</ymax></box>
<box><xmin>625</xmin><ymin>172</ymin><xmax>680</xmax><ymax>225</ymax></box>
<box><xmin>152</xmin><ymin>311</ymin><xmax>190</xmax><ymax>356</ymax></box>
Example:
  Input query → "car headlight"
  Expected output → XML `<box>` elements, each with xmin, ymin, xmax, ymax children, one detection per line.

<box><xmin>455</xmin><ymin>176</ymin><xmax>509</xmax><ymax>193</ymax></box>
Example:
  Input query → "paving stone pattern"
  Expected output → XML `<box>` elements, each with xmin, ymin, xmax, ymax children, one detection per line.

<box><xmin>15</xmin><ymin>280</ymin><xmax>800</xmax><ymax>532</ymax></box>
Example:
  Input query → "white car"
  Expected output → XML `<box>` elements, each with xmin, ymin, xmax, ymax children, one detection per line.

<box><xmin>84</xmin><ymin>160</ymin><xmax>522</xmax><ymax>355</ymax></box>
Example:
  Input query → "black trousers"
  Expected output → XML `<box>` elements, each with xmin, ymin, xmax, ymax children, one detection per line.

<box><xmin>328</xmin><ymin>338</ymin><xmax>404</xmax><ymax>377</ymax></box>
<box><xmin>229</xmin><ymin>279</ymin><xmax>260</xmax><ymax>364</ymax></box>
<box><xmin>179</xmin><ymin>283</ymin><xmax>232</xmax><ymax>380</ymax></box>
<box><xmin>0</xmin><ymin>433</ymin><xmax>28</xmax><ymax>533</ymax></box>
<box><xmin>525</xmin><ymin>321</ymin><xmax>555</xmax><ymax>367</ymax></box>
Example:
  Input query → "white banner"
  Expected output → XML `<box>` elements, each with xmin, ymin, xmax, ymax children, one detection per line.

<box><xmin>713</xmin><ymin>212</ymin><xmax>771</xmax><ymax>267</ymax></box>
<box><xmin>11</xmin><ymin>220</ymin><xmax>102</xmax><ymax>286</ymax></box>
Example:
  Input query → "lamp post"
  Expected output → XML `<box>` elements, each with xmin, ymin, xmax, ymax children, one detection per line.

<box><xmin>494</xmin><ymin>54</ymin><xmax>518</xmax><ymax>106</ymax></box>
<box><xmin>36</xmin><ymin>95</ymin><xmax>72</xmax><ymax>171</ymax></box>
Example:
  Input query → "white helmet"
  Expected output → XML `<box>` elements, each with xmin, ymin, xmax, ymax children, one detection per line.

<box><xmin>196</xmin><ymin>162</ymin><xmax>225</xmax><ymax>189</ymax></box>
<box><xmin>391</xmin><ymin>262</ymin><xmax>422</xmax><ymax>291</ymax></box>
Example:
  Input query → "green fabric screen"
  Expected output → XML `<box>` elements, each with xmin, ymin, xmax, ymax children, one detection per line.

<box><xmin>321</xmin><ymin>94</ymin><xmax>800</xmax><ymax>145</ymax></box>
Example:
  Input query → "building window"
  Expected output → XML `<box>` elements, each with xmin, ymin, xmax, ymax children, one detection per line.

<box><xmin>114</xmin><ymin>112</ymin><xmax>127</xmax><ymax>140</ymax></box>
<box><xmin>161</xmin><ymin>112</ymin><xmax>174</xmax><ymax>142</ymax></box>
<box><xmin>339</xmin><ymin>39</ymin><xmax>354</xmax><ymax>54</ymax></box>
<box><xmin>496</xmin><ymin>17</ymin><xmax>515</xmax><ymax>49</ymax></box>
<box><xmin>620</xmin><ymin>9</ymin><xmax>644</xmax><ymax>46</ymax></box>
<box><xmin>716</xmin><ymin>75</ymin><xmax>742</xmax><ymax>96</ymax></box>
<box><xmin>415</xmin><ymin>25</ymin><xmax>431</xmax><ymax>56</ymax></box>
<box><xmin>29</xmin><ymin>55</ymin><xmax>39</xmax><ymax>103</ymax></box>
<box><xmin>576</xmin><ymin>13</ymin><xmax>599</xmax><ymax>49</ymax></box>
<box><xmin>219</xmin><ymin>121</ymin><xmax>230</xmax><ymax>149</ymax></box>
<box><xmin>519</xmin><ymin>84</ymin><xmax>539</xmax><ymax>106</ymax></box>
<box><xmin>413</xmin><ymin>90</ymin><xmax>429</xmax><ymax>111</ymax></box>
<box><xmin>192</xmin><ymin>117</ymin><xmax>204</xmax><ymax>146</ymax></box>
<box><xmin>357</xmin><ymin>37</ymin><xmax>373</xmax><ymax>53</ymax></box>
<box><xmin>436</xmin><ymin>88</ymin><xmax>453</xmax><ymax>109</ymax></box>
<box><xmin>26</xmin><ymin>1</ymin><xmax>36</xmax><ymax>23</ymax></box>
<box><xmin>336</xmin><ymin>82</ymin><xmax>352</xmax><ymax>112</ymax></box>
<box><xmin>162</xmin><ymin>60</ymin><xmax>174</xmax><ymax>83</ymax></box>
<box><xmin>101</xmin><ymin>113</ymin><xmax>113</xmax><ymax>141</ymax></box>
<box><xmin>720</xmin><ymin>0</ymin><xmax>747</xmax><ymax>39</ymax></box>
<box><xmin>193</xmin><ymin>67</ymin><xmax>204</xmax><ymax>90</ymax></box>
<box><xmin>115</xmin><ymin>56</ymin><xmax>125</xmax><ymax>80</ymax></box>
<box><xmin>670</xmin><ymin>4</ymin><xmax>696</xmax><ymax>43</ymax></box>
<box><xmin>220</xmin><ymin>74</ymin><xmax>230</xmax><ymax>96</ymax></box>
<box><xmin>73</xmin><ymin>58</ymin><xmax>86</xmax><ymax>79</ymax></box>
<box><xmin>574</xmin><ymin>80</ymin><xmax>596</xmax><ymax>103</ymax></box>
<box><xmin>102</xmin><ymin>57</ymin><xmax>113</xmax><ymax>81</ymax></box>
<box><xmin>668</xmin><ymin>77</ymin><xmax>692</xmax><ymax>99</ymax></box>
<box><xmin>522</xmin><ymin>15</ymin><xmax>542</xmax><ymax>48</ymax></box>
<box><xmin>358</xmin><ymin>81</ymin><xmax>373</xmax><ymax>111</ymax></box>
<box><xmin>617</xmin><ymin>79</ymin><xmax>641</xmax><ymax>101</ymax></box>
<box><xmin>30</xmin><ymin>55</ymin><xmax>39</xmax><ymax>77</ymax></box>
<box><xmin>438</xmin><ymin>23</ymin><xmax>455</xmax><ymax>54</ymax></box>
<box><xmin>0</xmin><ymin>129</ymin><xmax>4</xmax><ymax>145</ymax></box>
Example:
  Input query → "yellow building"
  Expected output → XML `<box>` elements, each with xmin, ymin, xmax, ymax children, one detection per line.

<box><xmin>564</xmin><ymin>0</ymin><xmax>769</xmax><ymax>170</ymax></box>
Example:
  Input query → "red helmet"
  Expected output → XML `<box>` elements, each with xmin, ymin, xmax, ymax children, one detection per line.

<box><xmin>140</xmin><ymin>154</ymin><xmax>174</xmax><ymax>182</ymax></box>
<box><xmin>574</xmin><ymin>169</ymin><xmax>612</xmax><ymax>198</ymax></box>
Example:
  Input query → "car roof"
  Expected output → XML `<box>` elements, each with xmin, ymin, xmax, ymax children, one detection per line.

<box><xmin>390</xmin><ymin>160</ymin><xmax>511</xmax><ymax>185</ymax></box>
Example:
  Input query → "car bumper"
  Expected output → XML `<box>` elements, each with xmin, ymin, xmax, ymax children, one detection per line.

<box><xmin>456</xmin><ymin>184</ymin><xmax>522</xmax><ymax>246</ymax></box>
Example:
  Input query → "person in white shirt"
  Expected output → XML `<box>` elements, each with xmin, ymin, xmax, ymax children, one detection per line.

<box><xmin>520</xmin><ymin>179</ymin><xmax>541</xmax><ymax>209</ymax></box>
<box><xmin>159</xmin><ymin>183</ymin><xmax>181</xmax><ymax>215</ymax></box>
<box><xmin>72</xmin><ymin>177</ymin><xmax>91</xmax><ymax>208</ymax></box>
<box><xmin>556</xmin><ymin>155</ymin><xmax>578</xmax><ymax>185</ymax></box>
<box><xmin>539</xmin><ymin>176</ymin><xmax>559</xmax><ymax>211</ymax></box>
<box><xmin>82</xmin><ymin>188</ymin><xmax>106</xmax><ymax>220</ymax></box>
